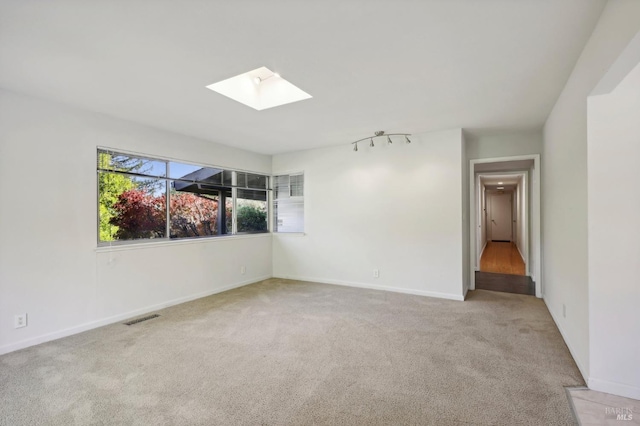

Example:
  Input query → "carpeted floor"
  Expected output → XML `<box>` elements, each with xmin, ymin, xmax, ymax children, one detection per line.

<box><xmin>0</xmin><ymin>279</ymin><xmax>584</xmax><ymax>425</ymax></box>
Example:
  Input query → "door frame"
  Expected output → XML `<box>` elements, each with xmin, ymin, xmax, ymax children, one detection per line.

<box><xmin>477</xmin><ymin>171</ymin><xmax>527</xmax><ymax>271</ymax></box>
<box><xmin>469</xmin><ymin>155</ymin><xmax>541</xmax><ymax>297</ymax></box>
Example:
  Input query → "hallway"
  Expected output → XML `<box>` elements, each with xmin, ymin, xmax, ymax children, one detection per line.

<box><xmin>477</xmin><ymin>241</ymin><xmax>533</xmax><ymax>295</ymax></box>
<box><xmin>480</xmin><ymin>241</ymin><xmax>525</xmax><ymax>275</ymax></box>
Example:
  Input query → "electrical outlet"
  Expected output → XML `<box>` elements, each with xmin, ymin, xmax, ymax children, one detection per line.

<box><xmin>14</xmin><ymin>314</ymin><xmax>27</xmax><ymax>329</ymax></box>
<box><xmin>562</xmin><ymin>304</ymin><xmax>566</xmax><ymax>318</ymax></box>
<box><xmin>373</xmin><ymin>269</ymin><xmax>380</xmax><ymax>278</ymax></box>
<box><xmin>240</xmin><ymin>265</ymin><xmax>246</xmax><ymax>275</ymax></box>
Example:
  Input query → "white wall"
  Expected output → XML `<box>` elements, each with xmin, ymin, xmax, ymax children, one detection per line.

<box><xmin>461</xmin><ymin>132</ymin><xmax>470</xmax><ymax>295</ymax></box>
<box><xmin>272</xmin><ymin>129</ymin><xmax>466</xmax><ymax>300</ymax></box>
<box><xmin>516</xmin><ymin>176</ymin><xmax>526</xmax><ymax>262</ymax></box>
<box><xmin>472</xmin><ymin>176</ymin><xmax>488</xmax><ymax>271</ymax></box>
<box><xmin>0</xmin><ymin>90</ymin><xmax>272</xmax><ymax>354</ymax></box>
<box><xmin>512</xmin><ymin>188</ymin><xmax>517</xmax><ymax>244</ymax></box>
<box><xmin>485</xmin><ymin>191</ymin><xmax>494</xmax><ymax>241</ymax></box>
<box><xmin>587</xmin><ymin>55</ymin><xmax>640</xmax><ymax>398</ymax></box>
<box><xmin>479</xmin><ymin>181</ymin><xmax>487</xmax><ymax>259</ymax></box>
<box><xmin>541</xmin><ymin>0</ymin><xmax>640</xmax><ymax>381</ymax></box>
<box><xmin>465</xmin><ymin>129</ymin><xmax>542</xmax><ymax>160</ymax></box>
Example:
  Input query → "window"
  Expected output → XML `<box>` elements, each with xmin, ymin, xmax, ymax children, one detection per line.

<box><xmin>236</xmin><ymin>172</ymin><xmax>268</xmax><ymax>233</ymax></box>
<box><xmin>97</xmin><ymin>149</ymin><xmax>269</xmax><ymax>244</ymax></box>
<box><xmin>273</xmin><ymin>173</ymin><xmax>304</xmax><ymax>233</ymax></box>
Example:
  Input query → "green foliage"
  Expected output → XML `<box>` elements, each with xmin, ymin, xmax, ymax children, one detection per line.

<box><xmin>99</xmin><ymin>173</ymin><xmax>134</xmax><ymax>241</ymax></box>
<box><xmin>98</xmin><ymin>152</ymin><xmax>165</xmax><ymax>241</ymax></box>
<box><xmin>237</xmin><ymin>204</ymin><xmax>267</xmax><ymax>232</ymax></box>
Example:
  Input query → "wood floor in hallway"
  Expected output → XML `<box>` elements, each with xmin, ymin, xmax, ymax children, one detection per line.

<box><xmin>480</xmin><ymin>241</ymin><xmax>525</xmax><ymax>275</ymax></box>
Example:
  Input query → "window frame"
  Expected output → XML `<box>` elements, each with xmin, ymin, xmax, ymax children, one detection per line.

<box><xmin>97</xmin><ymin>148</ymin><xmax>271</xmax><ymax>246</ymax></box>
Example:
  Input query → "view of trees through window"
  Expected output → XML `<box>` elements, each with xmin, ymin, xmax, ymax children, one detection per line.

<box><xmin>98</xmin><ymin>150</ymin><xmax>268</xmax><ymax>244</ymax></box>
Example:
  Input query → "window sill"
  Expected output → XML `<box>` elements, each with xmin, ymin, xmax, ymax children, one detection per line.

<box><xmin>95</xmin><ymin>233</ymin><xmax>272</xmax><ymax>253</ymax></box>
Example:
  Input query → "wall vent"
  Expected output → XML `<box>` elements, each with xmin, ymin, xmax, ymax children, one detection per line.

<box><xmin>124</xmin><ymin>314</ymin><xmax>160</xmax><ymax>326</ymax></box>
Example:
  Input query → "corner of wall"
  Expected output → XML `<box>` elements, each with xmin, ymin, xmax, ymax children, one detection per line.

<box><xmin>461</xmin><ymin>130</ymin><xmax>470</xmax><ymax>294</ymax></box>
<box><xmin>543</xmin><ymin>296</ymin><xmax>588</xmax><ymax>383</ymax></box>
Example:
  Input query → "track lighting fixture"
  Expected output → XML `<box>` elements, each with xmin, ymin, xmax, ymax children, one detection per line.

<box><xmin>350</xmin><ymin>131</ymin><xmax>412</xmax><ymax>151</ymax></box>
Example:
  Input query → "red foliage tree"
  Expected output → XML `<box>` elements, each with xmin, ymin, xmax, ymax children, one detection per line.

<box><xmin>110</xmin><ymin>189</ymin><xmax>231</xmax><ymax>239</ymax></box>
<box><xmin>111</xmin><ymin>189</ymin><xmax>166</xmax><ymax>239</ymax></box>
<box><xmin>170</xmin><ymin>192</ymin><xmax>218</xmax><ymax>237</ymax></box>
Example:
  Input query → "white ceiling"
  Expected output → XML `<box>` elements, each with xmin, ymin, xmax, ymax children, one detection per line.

<box><xmin>0</xmin><ymin>1</ymin><xmax>606</xmax><ymax>155</ymax></box>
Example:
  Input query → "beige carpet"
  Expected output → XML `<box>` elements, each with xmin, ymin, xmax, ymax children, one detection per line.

<box><xmin>0</xmin><ymin>279</ymin><xmax>583</xmax><ymax>425</ymax></box>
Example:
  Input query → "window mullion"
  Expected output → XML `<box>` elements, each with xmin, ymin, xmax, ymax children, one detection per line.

<box><xmin>165</xmin><ymin>161</ymin><xmax>170</xmax><ymax>240</ymax></box>
<box><xmin>231</xmin><ymin>171</ymin><xmax>238</xmax><ymax>234</ymax></box>
<box><xmin>267</xmin><ymin>176</ymin><xmax>272</xmax><ymax>233</ymax></box>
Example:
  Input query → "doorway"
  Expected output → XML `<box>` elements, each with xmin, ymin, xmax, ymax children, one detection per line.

<box><xmin>481</xmin><ymin>185</ymin><xmax>524</xmax><ymax>276</ymax></box>
<box><xmin>469</xmin><ymin>156</ymin><xmax>541</xmax><ymax>297</ymax></box>
<box><xmin>488</xmin><ymin>192</ymin><xmax>512</xmax><ymax>242</ymax></box>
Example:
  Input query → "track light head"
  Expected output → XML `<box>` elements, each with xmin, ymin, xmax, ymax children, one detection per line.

<box><xmin>405</xmin><ymin>135</ymin><xmax>411</xmax><ymax>143</ymax></box>
<box><xmin>387</xmin><ymin>136</ymin><xmax>392</xmax><ymax>144</ymax></box>
<box><xmin>353</xmin><ymin>143</ymin><xmax>358</xmax><ymax>152</ymax></box>
<box><xmin>370</xmin><ymin>138</ymin><xmax>374</xmax><ymax>147</ymax></box>
<box><xmin>254</xmin><ymin>73</ymin><xmax>280</xmax><ymax>85</ymax></box>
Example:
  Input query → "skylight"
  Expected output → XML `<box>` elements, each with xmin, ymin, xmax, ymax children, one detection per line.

<box><xmin>206</xmin><ymin>67</ymin><xmax>312</xmax><ymax>110</ymax></box>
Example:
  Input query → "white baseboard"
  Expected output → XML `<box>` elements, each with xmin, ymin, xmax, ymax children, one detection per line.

<box><xmin>589</xmin><ymin>377</ymin><xmax>640</xmax><ymax>401</ymax></box>
<box><xmin>516</xmin><ymin>244</ymin><xmax>525</xmax><ymax>264</ymax></box>
<box><xmin>479</xmin><ymin>241</ymin><xmax>488</xmax><ymax>259</ymax></box>
<box><xmin>274</xmin><ymin>274</ymin><xmax>465</xmax><ymax>301</ymax></box>
<box><xmin>543</xmin><ymin>297</ymin><xmax>588</xmax><ymax>383</ymax></box>
<box><xmin>0</xmin><ymin>275</ymin><xmax>271</xmax><ymax>356</ymax></box>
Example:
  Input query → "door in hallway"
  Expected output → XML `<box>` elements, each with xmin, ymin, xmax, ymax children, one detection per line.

<box><xmin>490</xmin><ymin>193</ymin><xmax>512</xmax><ymax>241</ymax></box>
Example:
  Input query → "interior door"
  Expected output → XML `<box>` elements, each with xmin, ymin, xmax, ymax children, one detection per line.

<box><xmin>490</xmin><ymin>193</ymin><xmax>512</xmax><ymax>241</ymax></box>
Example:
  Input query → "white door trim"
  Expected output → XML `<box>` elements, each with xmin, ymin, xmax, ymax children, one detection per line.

<box><xmin>475</xmin><ymin>170</ymin><xmax>529</xmax><ymax>275</ymax></box>
<box><xmin>469</xmin><ymin>155</ymin><xmax>541</xmax><ymax>298</ymax></box>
